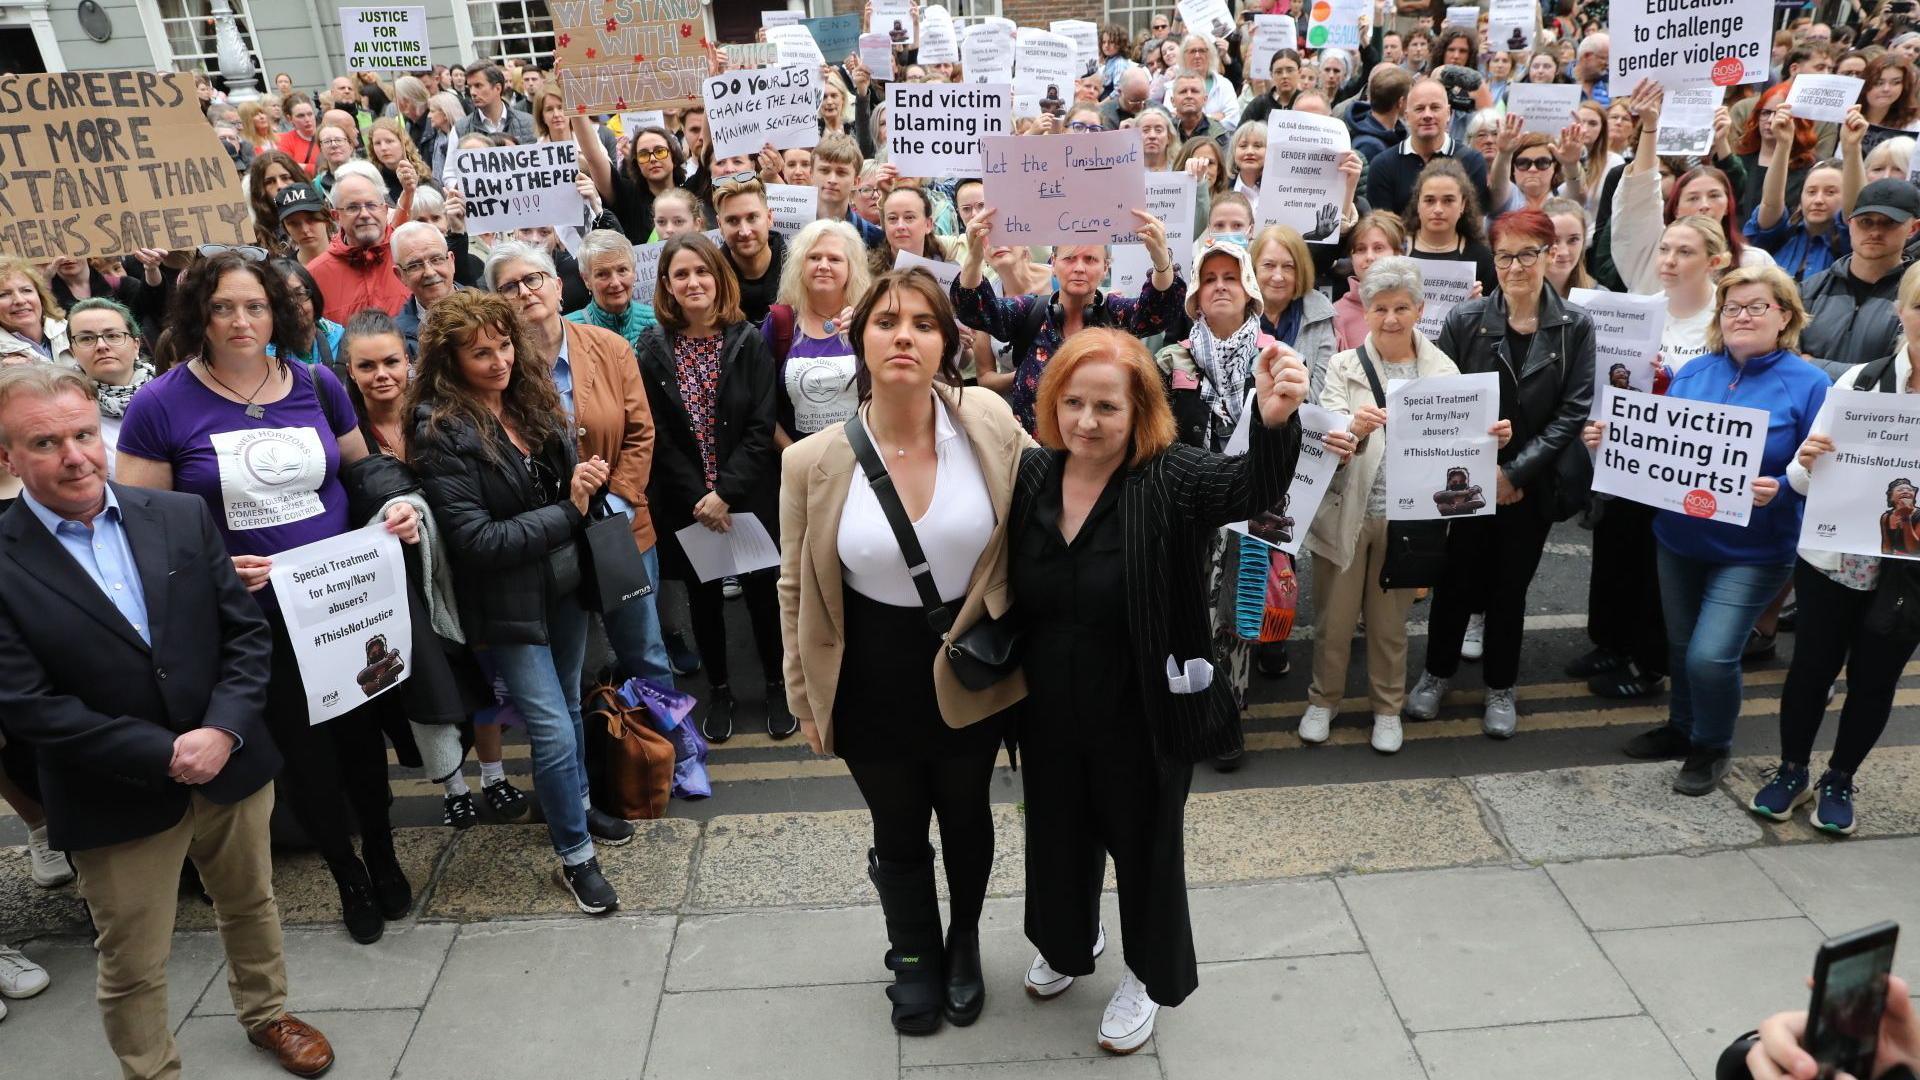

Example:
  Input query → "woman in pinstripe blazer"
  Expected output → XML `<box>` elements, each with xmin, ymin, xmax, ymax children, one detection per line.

<box><xmin>1007</xmin><ymin>328</ymin><xmax>1305</xmax><ymax>1054</ymax></box>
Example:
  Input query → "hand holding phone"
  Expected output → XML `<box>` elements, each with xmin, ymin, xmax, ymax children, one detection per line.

<box><xmin>1807</xmin><ymin>922</ymin><xmax>1899</xmax><ymax>1079</ymax></box>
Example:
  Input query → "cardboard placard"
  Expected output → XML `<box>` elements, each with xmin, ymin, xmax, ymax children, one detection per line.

<box><xmin>0</xmin><ymin>71</ymin><xmax>250</xmax><ymax>259</ymax></box>
<box><xmin>1800</xmin><ymin>389</ymin><xmax>1920</xmax><ymax>560</ymax></box>
<box><xmin>1592</xmin><ymin>387</ymin><xmax>1769</xmax><ymax>525</ymax></box>
<box><xmin>339</xmin><ymin>7</ymin><xmax>429</xmax><ymax>71</ymax></box>
<box><xmin>267</xmin><ymin>526</ymin><xmax>412</xmax><ymax>725</ymax></box>
<box><xmin>703</xmin><ymin>66</ymin><xmax>818</xmax><ymax>160</ymax></box>
<box><xmin>1250</xmin><ymin>15</ymin><xmax>1299</xmax><ymax>78</ymax></box>
<box><xmin>1612</xmin><ymin>0</ymin><xmax>1770</xmax><ymax>90</ymax></box>
<box><xmin>872</xmin><ymin>0</ymin><xmax>916</xmax><ymax>47</ymax></box>
<box><xmin>1384</xmin><ymin>372</ymin><xmax>1502</xmax><ymax>521</ymax></box>
<box><xmin>1413</xmin><ymin>259</ymin><xmax>1479</xmax><ymax>339</ymax></box>
<box><xmin>887</xmin><ymin>83</ymin><xmax>1011</xmax><ymax>179</ymax></box>
<box><xmin>981</xmin><ymin>128</ymin><xmax>1148</xmax><ymax>246</ymax></box>
<box><xmin>1788</xmin><ymin>73</ymin><xmax>1865</xmax><ymax>122</ymax></box>
<box><xmin>552</xmin><ymin>0</ymin><xmax>704</xmax><ymax>113</ymax></box>
<box><xmin>1255</xmin><ymin>111</ymin><xmax>1351</xmax><ymax>245</ymax></box>
<box><xmin>1487</xmin><ymin>0</ymin><xmax>1536</xmax><ymax>52</ymax></box>
<box><xmin>1570</xmin><ymin>288</ymin><xmax>1665</xmax><ymax>418</ymax></box>
<box><xmin>441</xmin><ymin>141</ymin><xmax>584</xmax><ymax>233</ymax></box>
<box><xmin>763</xmin><ymin>182</ymin><xmax>818</xmax><ymax>239</ymax></box>
<box><xmin>802</xmin><ymin>13</ymin><xmax>862</xmax><ymax>65</ymax></box>
<box><xmin>1655</xmin><ymin>84</ymin><xmax>1723</xmax><ymax>155</ymax></box>
<box><xmin>1505</xmin><ymin>82</ymin><xmax>1583</xmax><ymax>135</ymax></box>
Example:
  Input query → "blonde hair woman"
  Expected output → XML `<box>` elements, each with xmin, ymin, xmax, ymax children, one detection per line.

<box><xmin>765</xmin><ymin>218</ymin><xmax>872</xmax><ymax>443</ymax></box>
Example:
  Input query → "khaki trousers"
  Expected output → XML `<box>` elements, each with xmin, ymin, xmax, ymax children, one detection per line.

<box><xmin>71</xmin><ymin>784</ymin><xmax>288</xmax><ymax>1080</ymax></box>
<box><xmin>1309</xmin><ymin>516</ymin><xmax>1418</xmax><ymax>716</ymax></box>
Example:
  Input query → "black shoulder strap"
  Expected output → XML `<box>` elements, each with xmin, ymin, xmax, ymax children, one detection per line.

<box><xmin>1355</xmin><ymin>341</ymin><xmax>1388</xmax><ymax>409</ymax></box>
<box><xmin>844</xmin><ymin>411</ymin><xmax>954</xmax><ymax>635</ymax></box>
<box><xmin>1007</xmin><ymin>296</ymin><xmax>1049</xmax><ymax>363</ymax></box>
<box><xmin>1855</xmin><ymin>352</ymin><xmax>1899</xmax><ymax>393</ymax></box>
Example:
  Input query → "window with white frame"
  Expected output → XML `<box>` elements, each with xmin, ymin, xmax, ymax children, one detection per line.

<box><xmin>151</xmin><ymin>0</ymin><xmax>263</xmax><ymax>72</ymax></box>
<box><xmin>460</xmin><ymin>0</ymin><xmax>554</xmax><ymax>66</ymax></box>
<box><xmin>1106</xmin><ymin>0</ymin><xmax>1173</xmax><ymax>39</ymax></box>
<box><xmin>944</xmin><ymin>0</ymin><xmax>1001</xmax><ymax>17</ymax></box>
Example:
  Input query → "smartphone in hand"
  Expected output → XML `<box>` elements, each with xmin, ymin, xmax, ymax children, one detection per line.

<box><xmin>1805</xmin><ymin>921</ymin><xmax>1900</xmax><ymax>1080</ymax></box>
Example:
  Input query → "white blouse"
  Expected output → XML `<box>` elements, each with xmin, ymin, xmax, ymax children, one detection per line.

<box><xmin>838</xmin><ymin>396</ymin><xmax>995</xmax><ymax>607</ymax></box>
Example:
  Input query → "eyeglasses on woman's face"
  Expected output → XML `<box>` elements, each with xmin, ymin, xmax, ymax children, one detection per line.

<box><xmin>495</xmin><ymin>270</ymin><xmax>551</xmax><ymax>297</ymax></box>
<box><xmin>1721</xmin><ymin>301</ymin><xmax>1779</xmax><ymax>318</ymax></box>
<box><xmin>72</xmin><ymin>330</ymin><xmax>132</xmax><ymax>350</ymax></box>
<box><xmin>1492</xmin><ymin>246</ymin><xmax>1549</xmax><ymax>269</ymax></box>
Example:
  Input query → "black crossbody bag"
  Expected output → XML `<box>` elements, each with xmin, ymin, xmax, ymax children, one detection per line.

<box><xmin>1356</xmin><ymin>344</ymin><xmax>1451</xmax><ymax>590</ymax></box>
<box><xmin>844</xmin><ymin>411</ymin><xmax>1021</xmax><ymax>691</ymax></box>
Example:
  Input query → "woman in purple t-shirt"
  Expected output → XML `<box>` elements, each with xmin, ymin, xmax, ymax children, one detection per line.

<box><xmin>116</xmin><ymin>251</ymin><xmax>422</xmax><ymax>947</ymax></box>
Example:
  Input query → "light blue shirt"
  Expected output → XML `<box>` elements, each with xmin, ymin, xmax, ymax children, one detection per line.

<box><xmin>22</xmin><ymin>486</ymin><xmax>150</xmax><ymax>645</ymax></box>
<box><xmin>556</xmin><ymin>330</ymin><xmax>632</xmax><ymax>518</ymax></box>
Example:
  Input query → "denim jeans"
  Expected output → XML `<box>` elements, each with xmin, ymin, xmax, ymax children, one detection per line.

<box><xmin>601</xmin><ymin>544</ymin><xmax>674</xmax><ymax>688</ymax></box>
<box><xmin>490</xmin><ymin>592</ymin><xmax>594</xmax><ymax>865</ymax></box>
<box><xmin>1656</xmin><ymin>546</ymin><xmax>1793</xmax><ymax>753</ymax></box>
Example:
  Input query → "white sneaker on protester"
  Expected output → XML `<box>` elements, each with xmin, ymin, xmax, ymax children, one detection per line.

<box><xmin>1371</xmin><ymin>714</ymin><xmax>1403</xmax><ymax>754</ymax></box>
<box><xmin>1297</xmin><ymin>704</ymin><xmax>1333</xmax><ymax>744</ymax></box>
<box><xmin>1098</xmin><ymin>970</ymin><xmax>1159</xmax><ymax>1054</ymax></box>
<box><xmin>26</xmin><ymin>825</ymin><xmax>72</xmax><ymax>888</ymax></box>
<box><xmin>0</xmin><ymin>945</ymin><xmax>49</xmax><ymax>999</ymax></box>
<box><xmin>1025</xmin><ymin>924</ymin><xmax>1106</xmax><ymax>999</ymax></box>
<box><xmin>1461</xmin><ymin>613</ymin><xmax>1486</xmax><ymax>661</ymax></box>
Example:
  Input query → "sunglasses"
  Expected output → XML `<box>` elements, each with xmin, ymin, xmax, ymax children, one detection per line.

<box><xmin>198</xmin><ymin>244</ymin><xmax>269</xmax><ymax>262</ymax></box>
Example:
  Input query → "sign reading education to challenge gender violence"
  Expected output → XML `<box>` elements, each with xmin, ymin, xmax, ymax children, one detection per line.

<box><xmin>1801</xmin><ymin>390</ymin><xmax>1920</xmax><ymax>561</ymax></box>
<box><xmin>339</xmin><ymin>7</ymin><xmax>430</xmax><ymax>71</ymax></box>
<box><xmin>1384</xmin><ymin>372</ymin><xmax>1501</xmax><ymax>522</ymax></box>
<box><xmin>1593</xmin><ymin>387</ymin><xmax>1769</xmax><ymax>526</ymax></box>
<box><xmin>0</xmin><ymin>71</ymin><xmax>250</xmax><ymax>260</ymax></box>
<box><xmin>1612</xmin><ymin>0</ymin><xmax>1770</xmax><ymax>90</ymax></box>
<box><xmin>268</xmin><ymin>526</ymin><xmax>412</xmax><ymax>725</ymax></box>
<box><xmin>552</xmin><ymin>0</ymin><xmax>705</xmax><ymax>114</ymax></box>
<box><xmin>441</xmin><ymin>141</ymin><xmax>583</xmax><ymax>233</ymax></box>
<box><xmin>982</xmin><ymin>128</ymin><xmax>1147</xmax><ymax>247</ymax></box>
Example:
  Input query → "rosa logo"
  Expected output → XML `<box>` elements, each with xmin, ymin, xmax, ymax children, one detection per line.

<box><xmin>322</xmin><ymin>690</ymin><xmax>340</xmax><ymax>706</ymax></box>
<box><xmin>1711</xmin><ymin>56</ymin><xmax>1744</xmax><ymax>86</ymax></box>
<box><xmin>240</xmin><ymin>432</ymin><xmax>312</xmax><ymax>487</ymax></box>
<box><xmin>1817</xmin><ymin>523</ymin><xmax>1837</xmax><ymax>536</ymax></box>
<box><xmin>1683</xmin><ymin>489</ymin><xmax>1717</xmax><ymax>518</ymax></box>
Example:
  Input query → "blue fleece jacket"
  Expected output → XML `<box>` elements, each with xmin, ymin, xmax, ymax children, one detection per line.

<box><xmin>1652</xmin><ymin>348</ymin><xmax>1830</xmax><ymax>566</ymax></box>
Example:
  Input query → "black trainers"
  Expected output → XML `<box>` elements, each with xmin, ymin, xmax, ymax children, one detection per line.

<box><xmin>766</xmin><ymin>680</ymin><xmax>798</xmax><ymax>739</ymax></box>
<box><xmin>557</xmin><ymin>857</ymin><xmax>619</xmax><ymax>915</ymax></box>
<box><xmin>1254</xmin><ymin>641</ymin><xmax>1290</xmax><ymax>679</ymax></box>
<box><xmin>1589</xmin><ymin>659</ymin><xmax>1665</xmax><ymax>700</ymax></box>
<box><xmin>1565</xmin><ymin>647</ymin><xmax>1624</xmax><ymax>679</ymax></box>
<box><xmin>665</xmin><ymin>630</ymin><xmax>701</xmax><ymax>677</ymax></box>
<box><xmin>363</xmin><ymin>845</ymin><xmax>413</xmax><ymax>921</ymax></box>
<box><xmin>1673</xmin><ymin>748</ymin><xmax>1733</xmax><ymax>796</ymax></box>
<box><xmin>701</xmin><ymin>685</ymin><xmax>737</xmax><ymax>744</ymax></box>
<box><xmin>442</xmin><ymin>791</ymin><xmax>478</xmax><ymax>830</ymax></box>
<box><xmin>1211</xmin><ymin>748</ymin><xmax>1245</xmax><ymax>773</ymax></box>
<box><xmin>1623</xmin><ymin>724</ymin><xmax>1691</xmax><ymax>760</ymax></box>
<box><xmin>333</xmin><ymin>860</ymin><xmax>385</xmax><ymax>944</ymax></box>
<box><xmin>482</xmin><ymin>777</ymin><xmax>533</xmax><ymax>823</ymax></box>
<box><xmin>586</xmin><ymin>806</ymin><xmax>636</xmax><ymax>846</ymax></box>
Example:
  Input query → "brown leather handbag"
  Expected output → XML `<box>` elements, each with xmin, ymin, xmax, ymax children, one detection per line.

<box><xmin>585</xmin><ymin>683</ymin><xmax>674</xmax><ymax>820</ymax></box>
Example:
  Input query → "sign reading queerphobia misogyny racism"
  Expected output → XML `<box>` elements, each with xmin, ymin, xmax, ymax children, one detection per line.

<box><xmin>1258</xmin><ymin>112</ymin><xmax>1351</xmax><ymax>245</ymax></box>
<box><xmin>703</xmin><ymin>66</ymin><xmax>817</xmax><ymax>160</ymax></box>
<box><xmin>982</xmin><ymin>128</ymin><xmax>1147</xmax><ymax>246</ymax></box>
<box><xmin>1612</xmin><ymin>0</ymin><xmax>1770</xmax><ymax>90</ymax></box>
<box><xmin>339</xmin><ymin>7</ymin><xmax>429</xmax><ymax>71</ymax></box>
<box><xmin>1593</xmin><ymin>387</ymin><xmax>1769</xmax><ymax>526</ymax></box>
<box><xmin>888</xmin><ymin>83</ymin><xmax>1010</xmax><ymax>178</ymax></box>
<box><xmin>0</xmin><ymin>71</ymin><xmax>250</xmax><ymax>259</ymax></box>
<box><xmin>551</xmin><ymin>0</ymin><xmax>704</xmax><ymax>113</ymax></box>
<box><xmin>268</xmin><ymin>526</ymin><xmax>412</xmax><ymax>725</ymax></box>
<box><xmin>1413</xmin><ymin>260</ymin><xmax>1478</xmax><ymax>339</ymax></box>
<box><xmin>1801</xmin><ymin>390</ymin><xmax>1920</xmax><ymax>560</ymax></box>
<box><xmin>1570</xmin><ymin>288</ymin><xmax>1665</xmax><ymax>417</ymax></box>
<box><xmin>1384</xmin><ymin>372</ymin><xmax>1501</xmax><ymax>521</ymax></box>
<box><xmin>1230</xmin><ymin>403</ymin><xmax>1349</xmax><ymax>557</ymax></box>
<box><xmin>441</xmin><ymin>141</ymin><xmax>583</xmax><ymax>233</ymax></box>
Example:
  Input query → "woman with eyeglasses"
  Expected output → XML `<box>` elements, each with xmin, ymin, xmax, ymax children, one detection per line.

<box><xmin>64</xmin><ymin>298</ymin><xmax>155</xmax><ymax>476</ymax></box>
<box><xmin>115</xmin><ymin>250</ymin><xmax>424</xmax><ymax>944</ymax></box>
<box><xmin>577</xmin><ymin>118</ymin><xmax>687</xmax><ymax>247</ymax></box>
<box><xmin>1584</xmin><ymin>267</ymin><xmax>1827</xmax><ymax>797</ymax></box>
<box><xmin>1407</xmin><ymin>210</ymin><xmax>1596</xmax><ymax>740</ymax></box>
<box><xmin>313</xmin><ymin>123</ymin><xmax>358</xmax><ymax>196</ymax></box>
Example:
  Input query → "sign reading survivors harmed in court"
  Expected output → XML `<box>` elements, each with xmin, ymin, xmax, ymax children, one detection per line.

<box><xmin>441</xmin><ymin>141</ymin><xmax>583</xmax><ymax>233</ymax></box>
<box><xmin>888</xmin><ymin>83</ymin><xmax>1010</xmax><ymax>178</ymax></box>
<box><xmin>0</xmin><ymin>71</ymin><xmax>250</xmax><ymax>259</ymax></box>
<box><xmin>1800</xmin><ymin>390</ymin><xmax>1920</xmax><ymax>561</ymax></box>
<box><xmin>1613</xmin><ymin>0</ymin><xmax>1769</xmax><ymax>90</ymax></box>
<box><xmin>982</xmin><ymin>128</ymin><xmax>1147</xmax><ymax>246</ymax></box>
<box><xmin>340</xmin><ymin>7</ymin><xmax>429</xmax><ymax>71</ymax></box>
<box><xmin>1593</xmin><ymin>387</ymin><xmax>1769</xmax><ymax>526</ymax></box>
<box><xmin>552</xmin><ymin>0</ymin><xmax>704</xmax><ymax>113</ymax></box>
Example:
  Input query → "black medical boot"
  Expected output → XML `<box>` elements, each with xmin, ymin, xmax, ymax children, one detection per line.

<box><xmin>867</xmin><ymin>847</ymin><xmax>945</xmax><ymax>1035</ymax></box>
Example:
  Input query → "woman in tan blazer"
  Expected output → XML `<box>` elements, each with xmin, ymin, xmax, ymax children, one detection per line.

<box><xmin>778</xmin><ymin>268</ymin><xmax>1028</xmax><ymax>1037</ymax></box>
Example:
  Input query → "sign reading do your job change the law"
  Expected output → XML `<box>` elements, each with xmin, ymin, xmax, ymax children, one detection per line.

<box><xmin>1593</xmin><ymin>386</ymin><xmax>1769</xmax><ymax>526</ymax></box>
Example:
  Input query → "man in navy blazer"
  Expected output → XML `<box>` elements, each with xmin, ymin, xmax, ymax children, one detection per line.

<box><xmin>0</xmin><ymin>366</ymin><xmax>334</xmax><ymax>1079</ymax></box>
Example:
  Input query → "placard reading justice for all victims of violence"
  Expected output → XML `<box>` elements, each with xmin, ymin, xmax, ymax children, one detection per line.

<box><xmin>441</xmin><ymin>141</ymin><xmax>584</xmax><ymax>234</ymax></box>
<box><xmin>552</xmin><ymin>0</ymin><xmax>705</xmax><ymax>114</ymax></box>
<box><xmin>0</xmin><ymin>71</ymin><xmax>250</xmax><ymax>260</ymax></box>
<box><xmin>887</xmin><ymin>83</ymin><xmax>1010</xmax><ymax>179</ymax></box>
<box><xmin>1593</xmin><ymin>386</ymin><xmax>1770</xmax><ymax>526</ymax></box>
<box><xmin>339</xmin><ymin>7</ymin><xmax>430</xmax><ymax>72</ymax></box>
<box><xmin>1384</xmin><ymin>372</ymin><xmax>1501</xmax><ymax>522</ymax></box>
<box><xmin>268</xmin><ymin>526</ymin><xmax>412</xmax><ymax>725</ymax></box>
<box><xmin>703</xmin><ymin>65</ymin><xmax>818</xmax><ymax>160</ymax></box>
<box><xmin>1800</xmin><ymin>390</ymin><xmax>1920</xmax><ymax>561</ymax></box>
<box><xmin>981</xmin><ymin>128</ymin><xmax>1148</xmax><ymax>247</ymax></box>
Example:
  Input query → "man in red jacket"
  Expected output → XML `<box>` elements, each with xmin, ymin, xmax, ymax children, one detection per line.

<box><xmin>305</xmin><ymin>167</ymin><xmax>412</xmax><ymax>324</ymax></box>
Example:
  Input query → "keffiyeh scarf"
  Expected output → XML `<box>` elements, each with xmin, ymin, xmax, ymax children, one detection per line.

<box><xmin>1188</xmin><ymin>313</ymin><xmax>1263</xmax><ymax>448</ymax></box>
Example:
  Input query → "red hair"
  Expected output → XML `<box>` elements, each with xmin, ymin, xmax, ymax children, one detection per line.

<box><xmin>1488</xmin><ymin>208</ymin><xmax>1555</xmax><ymax>248</ymax></box>
<box><xmin>1662</xmin><ymin>165</ymin><xmax>1748</xmax><ymax>264</ymax></box>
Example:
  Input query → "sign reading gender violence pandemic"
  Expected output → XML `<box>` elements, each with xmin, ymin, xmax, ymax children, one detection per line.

<box><xmin>1230</xmin><ymin>403</ymin><xmax>1349</xmax><ymax>557</ymax></box>
<box><xmin>340</xmin><ymin>7</ymin><xmax>429</xmax><ymax>71</ymax></box>
<box><xmin>1788</xmin><ymin>74</ymin><xmax>1865</xmax><ymax>122</ymax></box>
<box><xmin>1802</xmin><ymin>390</ymin><xmax>1920</xmax><ymax>560</ymax></box>
<box><xmin>1505</xmin><ymin>82</ymin><xmax>1583</xmax><ymax>135</ymax></box>
<box><xmin>1112</xmin><ymin>172</ymin><xmax>1196</xmax><ymax>295</ymax></box>
<box><xmin>703</xmin><ymin>66</ymin><xmax>818</xmax><ymax>160</ymax></box>
<box><xmin>1656</xmin><ymin>84</ymin><xmax>1723</xmax><ymax>155</ymax></box>
<box><xmin>887</xmin><ymin>83</ymin><xmax>1010</xmax><ymax>179</ymax></box>
<box><xmin>1613</xmin><ymin>0</ymin><xmax>1770</xmax><ymax>90</ymax></box>
<box><xmin>1384</xmin><ymin>372</ymin><xmax>1501</xmax><ymax>522</ymax></box>
<box><xmin>872</xmin><ymin>0</ymin><xmax>916</xmax><ymax>46</ymax></box>
<box><xmin>1570</xmin><ymin>288</ymin><xmax>1665</xmax><ymax>418</ymax></box>
<box><xmin>1257</xmin><ymin>111</ymin><xmax>1350</xmax><ymax>245</ymax></box>
<box><xmin>982</xmin><ymin>128</ymin><xmax>1147</xmax><ymax>246</ymax></box>
<box><xmin>441</xmin><ymin>141</ymin><xmax>583</xmax><ymax>233</ymax></box>
<box><xmin>268</xmin><ymin>526</ymin><xmax>412</xmax><ymax>725</ymax></box>
<box><xmin>1488</xmin><ymin>0</ymin><xmax>1536</xmax><ymax>51</ymax></box>
<box><xmin>0</xmin><ymin>71</ymin><xmax>249</xmax><ymax>259</ymax></box>
<box><xmin>552</xmin><ymin>0</ymin><xmax>704</xmax><ymax>113</ymax></box>
<box><xmin>1593</xmin><ymin>387</ymin><xmax>1769</xmax><ymax>526</ymax></box>
<box><xmin>1413</xmin><ymin>259</ymin><xmax>1478</xmax><ymax>339</ymax></box>
<box><xmin>1250</xmin><ymin>15</ymin><xmax>1299</xmax><ymax>77</ymax></box>
<box><xmin>1305</xmin><ymin>0</ymin><xmax>1363</xmax><ymax>51</ymax></box>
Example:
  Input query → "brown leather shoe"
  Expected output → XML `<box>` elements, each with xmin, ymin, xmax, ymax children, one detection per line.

<box><xmin>247</xmin><ymin>1014</ymin><xmax>335</xmax><ymax>1077</ymax></box>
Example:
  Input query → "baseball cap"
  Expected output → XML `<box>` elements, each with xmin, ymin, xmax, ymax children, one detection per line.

<box><xmin>274</xmin><ymin>183</ymin><xmax>327</xmax><ymax>221</ymax></box>
<box><xmin>1853</xmin><ymin>179</ymin><xmax>1920</xmax><ymax>224</ymax></box>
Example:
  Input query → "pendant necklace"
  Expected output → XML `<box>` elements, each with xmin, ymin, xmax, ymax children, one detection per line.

<box><xmin>201</xmin><ymin>358</ymin><xmax>276</xmax><ymax>419</ymax></box>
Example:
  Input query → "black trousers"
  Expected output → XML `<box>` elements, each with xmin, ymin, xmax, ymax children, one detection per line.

<box><xmin>263</xmin><ymin>613</ymin><xmax>395</xmax><ymax>872</ymax></box>
<box><xmin>683</xmin><ymin>567</ymin><xmax>782</xmax><ymax>690</ymax></box>
<box><xmin>1778</xmin><ymin>560</ymin><xmax>1920</xmax><ymax>776</ymax></box>
<box><xmin>1426</xmin><ymin>505</ymin><xmax>1555</xmax><ymax>688</ymax></box>
<box><xmin>1022</xmin><ymin>737</ymin><xmax>1198</xmax><ymax>1008</ymax></box>
<box><xmin>1587</xmin><ymin>499</ymin><xmax>1669</xmax><ymax>674</ymax></box>
<box><xmin>845</xmin><ymin>749</ymin><xmax>999</xmax><ymax>933</ymax></box>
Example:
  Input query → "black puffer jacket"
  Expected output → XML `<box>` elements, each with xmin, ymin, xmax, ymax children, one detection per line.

<box><xmin>1797</xmin><ymin>253</ymin><xmax>1912</xmax><ymax>380</ymax></box>
<box><xmin>409</xmin><ymin>404</ymin><xmax>584</xmax><ymax>646</ymax></box>
<box><xmin>1435</xmin><ymin>284</ymin><xmax>1596</xmax><ymax>514</ymax></box>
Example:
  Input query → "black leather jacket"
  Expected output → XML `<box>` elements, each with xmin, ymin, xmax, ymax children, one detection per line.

<box><xmin>1435</xmin><ymin>283</ymin><xmax>1595</xmax><ymax>509</ymax></box>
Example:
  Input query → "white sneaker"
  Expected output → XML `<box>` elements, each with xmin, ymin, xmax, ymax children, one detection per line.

<box><xmin>1461</xmin><ymin>614</ymin><xmax>1486</xmax><ymax>661</ymax></box>
<box><xmin>1370</xmin><ymin>714</ymin><xmax>1403</xmax><ymax>754</ymax></box>
<box><xmin>0</xmin><ymin>945</ymin><xmax>49</xmax><ymax>999</ymax></box>
<box><xmin>1297</xmin><ymin>704</ymin><xmax>1333</xmax><ymax>744</ymax></box>
<box><xmin>26</xmin><ymin>825</ymin><xmax>73</xmax><ymax>888</ymax></box>
<box><xmin>1098</xmin><ymin>970</ymin><xmax>1159</xmax><ymax>1054</ymax></box>
<box><xmin>1026</xmin><ymin>924</ymin><xmax>1106</xmax><ymax>998</ymax></box>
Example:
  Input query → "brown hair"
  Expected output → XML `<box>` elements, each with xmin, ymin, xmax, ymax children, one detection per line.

<box><xmin>1349</xmin><ymin>209</ymin><xmax>1409</xmax><ymax>254</ymax></box>
<box><xmin>1861</xmin><ymin>54</ymin><xmax>1920</xmax><ymax>129</ymax></box>
<box><xmin>407</xmin><ymin>289</ymin><xmax>566</xmax><ymax>464</ymax></box>
<box><xmin>165</xmin><ymin>251</ymin><xmax>311</xmax><ymax>361</ymax></box>
<box><xmin>654</xmin><ymin>234</ymin><xmax>744</xmax><ymax>331</ymax></box>
<box><xmin>848</xmin><ymin>269</ymin><xmax>964</xmax><ymax>403</ymax></box>
<box><xmin>1707</xmin><ymin>265</ymin><xmax>1810</xmax><ymax>353</ymax></box>
<box><xmin>1033</xmin><ymin>328</ymin><xmax>1177</xmax><ymax>468</ymax></box>
<box><xmin>367</xmin><ymin>117</ymin><xmax>431</xmax><ymax>183</ymax></box>
<box><xmin>1408</xmin><ymin>158</ymin><xmax>1486</xmax><ymax>247</ymax></box>
<box><xmin>245</xmin><ymin>150</ymin><xmax>315</xmax><ymax>251</ymax></box>
<box><xmin>712</xmin><ymin>176</ymin><xmax>767</xmax><ymax>215</ymax></box>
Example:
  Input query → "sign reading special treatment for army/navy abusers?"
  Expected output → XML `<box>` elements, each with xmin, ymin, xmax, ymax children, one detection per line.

<box><xmin>268</xmin><ymin>526</ymin><xmax>412</xmax><ymax>725</ymax></box>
